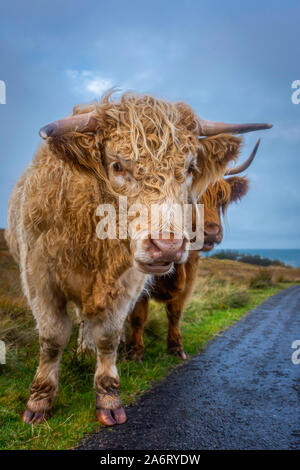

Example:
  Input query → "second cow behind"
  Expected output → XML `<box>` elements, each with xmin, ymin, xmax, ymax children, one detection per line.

<box><xmin>128</xmin><ymin>142</ymin><xmax>260</xmax><ymax>361</ymax></box>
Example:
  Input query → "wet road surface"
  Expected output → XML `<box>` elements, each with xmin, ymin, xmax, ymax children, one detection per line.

<box><xmin>77</xmin><ymin>286</ymin><xmax>300</xmax><ymax>450</ymax></box>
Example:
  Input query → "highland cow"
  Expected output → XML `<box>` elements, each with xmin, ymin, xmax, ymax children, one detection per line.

<box><xmin>128</xmin><ymin>168</ymin><xmax>255</xmax><ymax>361</ymax></box>
<box><xmin>5</xmin><ymin>91</ymin><xmax>271</xmax><ymax>426</ymax></box>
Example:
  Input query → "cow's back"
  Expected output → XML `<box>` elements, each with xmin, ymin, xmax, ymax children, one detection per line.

<box><xmin>5</xmin><ymin>164</ymin><xmax>33</xmax><ymax>263</ymax></box>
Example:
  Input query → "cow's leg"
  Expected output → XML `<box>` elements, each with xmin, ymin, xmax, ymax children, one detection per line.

<box><xmin>22</xmin><ymin>289</ymin><xmax>72</xmax><ymax>424</ymax></box>
<box><xmin>87</xmin><ymin>267</ymin><xmax>147</xmax><ymax>426</ymax></box>
<box><xmin>91</xmin><ymin>313</ymin><xmax>127</xmax><ymax>426</ymax></box>
<box><xmin>128</xmin><ymin>295</ymin><xmax>149</xmax><ymax>362</ymax></box>
<box><xmin>166</xmin><ymin>299</ymin><xmax>187</xmax><ymax>360</ymax></box>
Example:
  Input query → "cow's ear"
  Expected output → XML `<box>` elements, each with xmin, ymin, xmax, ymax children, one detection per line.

<box><xmin>226</xmin><ymin>176</ymin><xmax>249</xmax><ymax>202</ymax></box>
<box><xmin>199</xmin><ymin>134</ymin><xmax>242</xmax><ymax>174</ymax></box>
<box><xmin>49</xmin><ymin>132</ymin><xmax>97</xmax><ymax>167</ymax></box>
<box><xmin>48</xmin><ymin>132</ymin><xmax>107</xmax><ymax>181</ymax></box>
<box><xmin>192</xmin><ymin>134</ymin><xmax>242</xmax><ymax>198</ymax></box>
<box><xmin>41</xmin><ymin>105</ymin><xmax>108</xmax><ymax>181</ymax></box>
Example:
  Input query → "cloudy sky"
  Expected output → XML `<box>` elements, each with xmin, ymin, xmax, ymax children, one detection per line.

<box><xmin>0</xmin><ymin>0</ymin><xmax>299</xmax><ymax>248</ymax></box>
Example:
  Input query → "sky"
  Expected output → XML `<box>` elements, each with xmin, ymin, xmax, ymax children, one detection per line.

<box><xmin>0</xmin><ymin>0</ymin><xmax>299</xmax><ymax>248</ymax></box>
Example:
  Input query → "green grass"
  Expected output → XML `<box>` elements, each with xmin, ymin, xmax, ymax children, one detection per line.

<box><xmin>249</xmin><ymin>269</ymin><xmax>273</xmax><ymax>289</ymax></box>
<box><xmin>0</xmin><ymin>275</ymin><xmax>292</xmax><ymax>450</ymax></box>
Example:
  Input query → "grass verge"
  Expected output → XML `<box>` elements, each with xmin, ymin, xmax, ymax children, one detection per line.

<box><xmin>0</xmin><ymin>272</ymin><xmax>293</xmax><ymax>449</ymax></box>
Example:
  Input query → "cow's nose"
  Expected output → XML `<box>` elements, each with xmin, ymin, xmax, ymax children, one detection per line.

<box><xmin>148</xmin><ymin>234</ymin><xmax>186</xmax><ymax>262</ymax></box>
<box><xmin>204</xmin><ymin>222</ymin><xmax>220</xmax><ymax>238</ymax></box>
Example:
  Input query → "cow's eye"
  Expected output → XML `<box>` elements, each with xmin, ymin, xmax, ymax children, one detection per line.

<box><xmin>112</xmin><ymin>162</ymin><xmax>125</xmax><ymax>174</ymax></box>
<box><xmin>187</xmin><ymin>164</ymin><xmax>195</xmax><ymax>174</ymax></box>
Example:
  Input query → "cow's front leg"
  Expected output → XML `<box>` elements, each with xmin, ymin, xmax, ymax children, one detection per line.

<box><xmin>91</xmin><ymin>314</ymin><xmax>127</xmax><ymax>426</ymax></box>
<box><xmin>22</xmin><ymin>296</ymin><xmax>72</xmax><ymax>424</ymax></box>
<box><xmin>88</xmin><ymin>267</ymin><xmax>147</xmax><ymax>425</ymax></box>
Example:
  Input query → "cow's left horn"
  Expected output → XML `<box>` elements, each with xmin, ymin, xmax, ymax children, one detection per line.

<box><xmin>39</xmin><ymin>111</ymin><xmax>98</xmax><ymax>139</ymax></box>
<box><xmin>226</xmin><ymin>138</ymin><xmax>261</xmax><ymax>176</ymax></box>
<box><xmin>198</xmin><ymin>119</ymin><xmax>272</xmax><ymax>136</ymax></box>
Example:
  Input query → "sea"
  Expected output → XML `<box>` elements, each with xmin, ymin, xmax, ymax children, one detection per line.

<box><xmin>202</xmin><ymin>249</ymin><xmax>300</xmax><ymax>268</ymax></box>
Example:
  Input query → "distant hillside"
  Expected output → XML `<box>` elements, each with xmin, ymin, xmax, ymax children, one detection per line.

<box><xmin>197</xmin><ymin>257</ymin><xmax>300</xmax><ymax>284</ymax></box>
<box><xmin>211</xmin><ymin>249</ymin><xmax>288</xmax><ymax>267</ymax></box>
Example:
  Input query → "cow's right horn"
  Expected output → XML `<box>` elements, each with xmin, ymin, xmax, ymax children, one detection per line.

<box><xmin>39</xmin><ymin>111</ymin><xmax>98</xmax><ymax>139</ymax></box>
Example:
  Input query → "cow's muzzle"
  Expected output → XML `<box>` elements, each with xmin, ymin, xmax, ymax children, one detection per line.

<box><xmin>201</xmin><ymin>222</ymin><xmax>222</xmax><ymax>252</ymax></box>
<box><xmin>136</xmin><ymin>234</ymin><xmax>187</xmax><ymax>274</ymax></box>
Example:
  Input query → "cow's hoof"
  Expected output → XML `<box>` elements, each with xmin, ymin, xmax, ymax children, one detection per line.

<box><xmin>22</xmin><ymin>409</ymin><xmax>51</xmax><ymax>425</ymax></box>
<box><xmin>179</xmin><ymin>350</ymin><xmax>187</xmax><ymax>360</ymax></box>
<box><xmin>168</xmin><ymin>347</ymin><xmax>187</xmax><ymax>360</ymax></box>
<box><xmin>128</xmin><ymin>344</ymin><xmax>144</xmax><ymax>362</ymax></box>
<box><xmin>176</xmin><ymin>349</ymin><xmax>187</xmax><ymax>361</ymax></box>
<box><xmin>130</xmin><ymin>350</ymin><xmax>144</xmax><ymax>363</ymax></box>
<box><xmin>96</xmin><ymin>407</ymin><xmax>127</xmax><ymax>426</ymax></box>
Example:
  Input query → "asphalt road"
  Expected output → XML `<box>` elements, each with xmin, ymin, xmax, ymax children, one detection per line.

<box><xmin>77</xmin><ymin>286</ymin><xmax>300</xmax><ymax>450</ymax></box>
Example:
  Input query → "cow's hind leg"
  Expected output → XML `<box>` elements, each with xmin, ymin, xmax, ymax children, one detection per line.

<box><xmin>22</xmin><ymin>289</ymin><xmax>72</xmax><ymax>424</ymax></box>
<box><xmin>166</xmin><ymin>299</ymin><xmax>187</xmax><ymax>360</ymax></box>
<box><xmin>128</xmin><ymin>295</ymin><xmax>149</xmax><ymax>362</ymax></box>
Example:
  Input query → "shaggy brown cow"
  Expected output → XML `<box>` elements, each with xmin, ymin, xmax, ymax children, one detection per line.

<box><xmin>127</xmin><ymin>141</ymin><xmax>260</xmax><ymax>361</ymax></box>
<box><xmin>5</xmin><ymin>91</ymin><xmax>271</xmax><ymax>426</ymax></box>
<box><xmin>128</xmin><ymin>175</ymin><xmax>251</xmax><ymax>361</ymax></box>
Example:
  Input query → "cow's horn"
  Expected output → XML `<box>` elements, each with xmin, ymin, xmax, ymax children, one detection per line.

<box><xmin>39</xmin><ymin>111</ymin><xmax>98</xmax><ymax>139</ymax></box>
<box><xmin>198</xmin><ymin>119</ymin><xmax>272</xmax><ymax>136</ymax></box>
<box><xmin>226</xmin><ymin>138</ymin><xmax>261</xmax><ymax>176</ymax></box>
